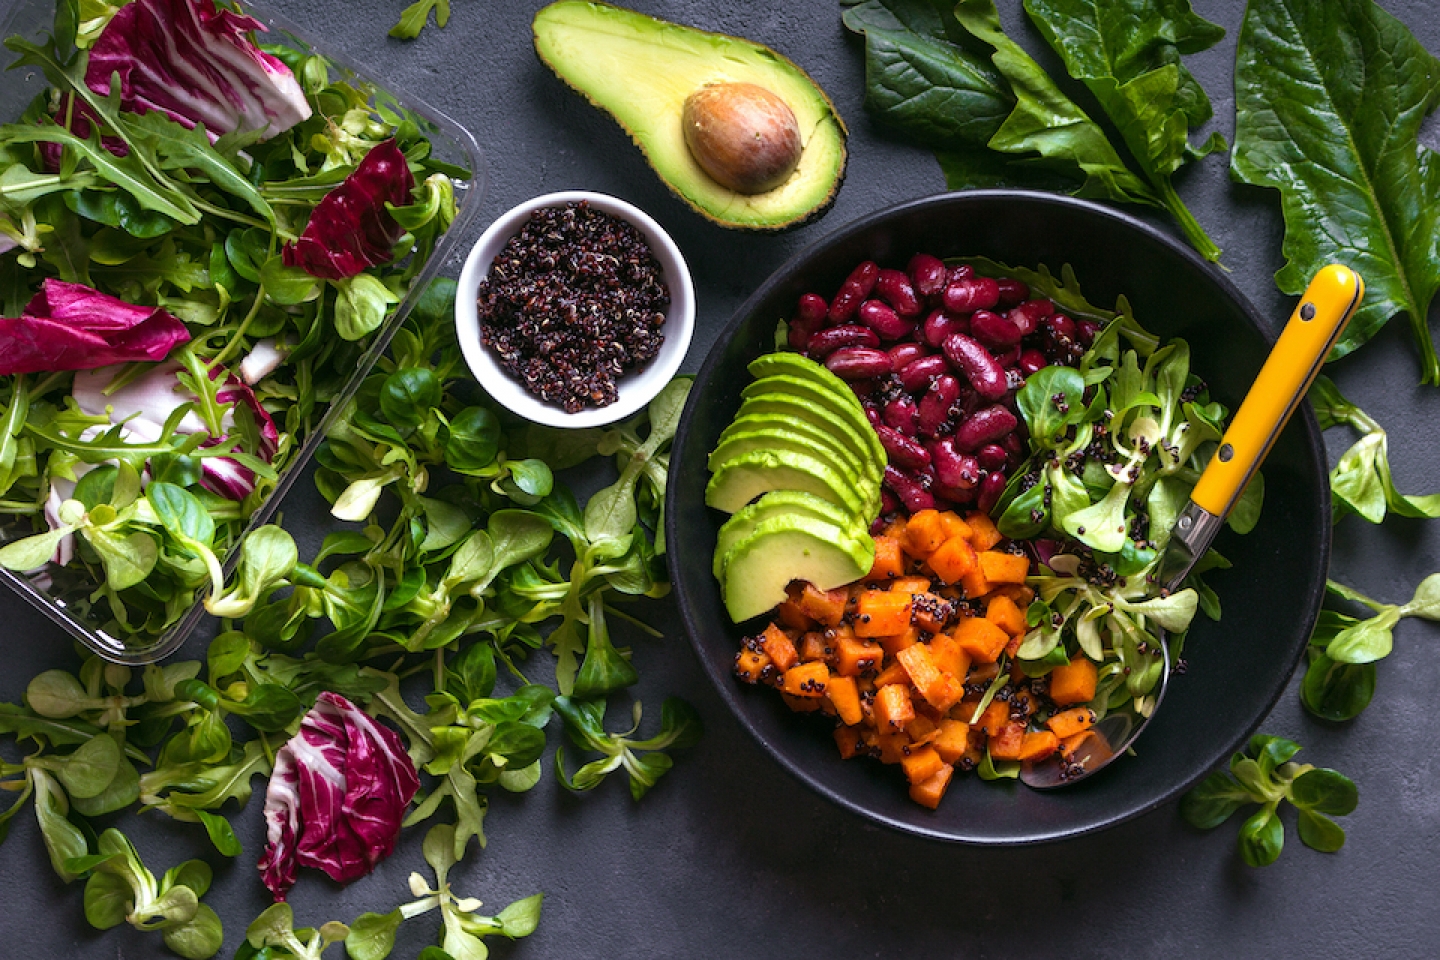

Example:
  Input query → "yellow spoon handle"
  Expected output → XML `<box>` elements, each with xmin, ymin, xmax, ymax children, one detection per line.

<box><xmin>1190</xmin><ymin>265</ymin><xmax>1365</xmax><ymax>519</ymax></box>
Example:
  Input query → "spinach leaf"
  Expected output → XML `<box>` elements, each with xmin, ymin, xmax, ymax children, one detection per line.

<box><xmin>1232</xmin><ymin>0</ymin><xmax>1440</xmax><ymax>380</ymax></box>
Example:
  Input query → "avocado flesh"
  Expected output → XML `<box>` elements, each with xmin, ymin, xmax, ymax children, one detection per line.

<box><xmin>721</xmin><ymin>516</ymin><xmax>873</xmax><ymax>622</ymax></box>
<box><xmin>713</xmin><ymin>490</ymin><xmax>864</xmax><ymax>579</ymax></box>
<box><xmin>732</xmin><ymin>393</ymin><xmax>880</xmax><ymax>484</ymax></box>
<box><xmin>740</xmin><ymin>375</ymin><xmax>886</xmax><ymax>468</ymax></box>
<box><xmin>719</xmin><ymin>411</ymin><xmax>869</xmax><ymax>478</ymax></box>
<box><xmin>705</xmin><ymin>449</ymin><xmax>865</xmax><ymax>516</ymax></box>
<box><xmin>532</xmin><ymin>1</ymin><xmax>847</xmax><ymax>230</ymax></box>
<box><xmin>709</xmin><ymin>430</ymin><xmax>878</xmax><ymax>508</ymax></box>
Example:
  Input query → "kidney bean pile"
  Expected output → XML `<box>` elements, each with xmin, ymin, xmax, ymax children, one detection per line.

<box><xmin>786</xmin><ymin>256</ymin><xmax>1100</xmax><ymax>521</ymax></box>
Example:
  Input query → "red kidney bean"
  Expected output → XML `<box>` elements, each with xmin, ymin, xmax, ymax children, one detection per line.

<box><xmin>884</xmin><ymin>464</ymin><xmax>936</xmax><ymax>513</ymax></box>
<box><xmin>954</xmin><ymin>404</ymin><xmax>1018</xmax><ymax>452</ymax></box>
<box><xmin>1045</xmin><ymin>313</ymin><xmax>1077</xmax><ymax>340</ymax></box>
<box><xmin>947</xmin><ymin>264</ymin><xmax>974</xmax><ymax>283</ymax></box>
<box><xmin>826</xmin><ymin>346</ymin><xmax>892</xmax><ymax>380</ymax></box>
<box><xmin>931</xmin><ymin>437</ymin><xmax>981</xmax><ymax>489</ymax></box>
<box><xmin>850</xmin><ymin>377</ymin><xmax>878</xmax><ymax>400</ymax></box>
<box><xmin>942</xmin><ymin>332</ymin><xmax>1008</xmax><ymax>400</ymax></box>
<box><xmin>976</xmin><ymin>469</ymin><xmax>1007</xmax><ymax>513</ymax></box>
<box><xmin>787</xmin><ymin>317</ymin><xmax>818</xmax><ymax>351</ymax></box>
<box><xmin>917</xmin><ymin>374</ymin><xmax>961</xmax><ymax>438</ymax></box>
<box><xmin>828</xmin><ymin>261</ymin><xmax>879</xmax><ymax>324</ymax></box>
<box><xmin>797</xmin><ymin>293</ymin><xmax>829</xmax><ymax>326</ymax></box>
<box><xmin>1002</xmin><ymin>432</ymin><xmax>1025</xmax><ymax>463</ymax></box>
<box><xmin>908</xmin><ymin>253</ymin><xmax>948</xmax><ymax>298</ymax></box>
<box><xmin>923</xmin><ymin>309</ymin><xmax>967</xmax><ymax>347</ymax></box>
<box><xmin>858</xmin><ymin>299</ymin><xmax>913</xmax><ymax>340</ymax></box>
<box><xmin>994</xmin><ymin>345</ymin><xmax>1021</xmax><ymax>369</ymax></box>
<box><xmin>887</xmin><ymin>342</ymin><xmax>927</xmax><ymax>372</ymax></box>
<box><xmin>864</xmin><ymin>404</ymin><xmax>881</xmax><ymax>428</ymax></box>
<box><xmin>1077</xmin><ymin>318</ymin><xmax>1102</xmax><ymax>346</ymax></box>
<box><xmin>1018</xmin><ymin>348</ymin><xmax>1048</xmax><ymax>376</ymax></box>
<box><xmin>876</xmin><ymin>269</ymin><xmax>923</xmax><ymax>318</ymax></box>
<box><xmin>995</xmin><ymin>277</ymin><xmax>1030</xmax><ymax>308</ymax></box>
<box><xmin>883</xmin><ymin>395</ymin><xmax>919</xmax><ymax>435</ymax></box>
<box><xmin>879</xmin><ymin>488</ymin><xmax>901</xmax><ymax>516</ymax></box>
<box><xmin>942</xmin><ymin>276</ymin><xmax>1001</xmax><ymax>314</ymax></box>
<box><xmin>870</xmin><ymin>515</ymin><xmax>889</xmax><ymax>535</ymax></box>
<box><xmin>875</xmin><ymin>423</ymin><xmax>931</xmax><ymax>471</ymax></box>
<box><xmin>898</xmin><ymin>354</ymin><xmax>949</xmax><ymax>393</ymax></box>
<box><xmin>807</xmin><ymin>324</ymin><xmax>880</xmax><ymax>359</ymax></box>
<box><xmin>1006</xmin><ymin>298</ymin><xmax>1054</xmax><ymax>336</ymax></box>
<box><xmin>976</xmin><ymin>443</ymin><xmax>1007</xmax><ymax>471</ymax></box>
<box><xmin>970</xmin><ymin>309</ymin><xmax>1022</xmax><ymax>348</ymax></box>
<box><xmin>934</xmin><ymin>482</ymin><xmax>977</xmax><ymax>505</ymax></box>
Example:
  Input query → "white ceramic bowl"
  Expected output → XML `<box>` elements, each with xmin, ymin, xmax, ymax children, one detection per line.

<box><xmin>455</xmin><ymin>190</ymin><xmax>695</xmax><ymax>428</ymax></box>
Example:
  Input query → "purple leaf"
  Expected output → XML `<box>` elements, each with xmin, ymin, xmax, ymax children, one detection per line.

<box><xmin>86</xmin><ymin>0</ymin><xmax>311</xmax><ymax>140</ymax></box>
<box><xmin>258</xmin><ymin>692</ymin><xmax>420</xmax><ymax>901</ymax></box>
<box><xmin>283</xmin><ymin>139</ymin><xmax>416</xmax><ymax>280</ymax></box>
<box><xmin>0</xmin><ymin>279</ymin><xmax>189</xmax><ymax>375</ymax></box>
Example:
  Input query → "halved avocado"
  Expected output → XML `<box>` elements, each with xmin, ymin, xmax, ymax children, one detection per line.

<box><xmin>705</xmin><ymin>448</ymin><xmax>865</xmax><ymax>516</ymax></box>
<box><xmin>741</xmin><ymin>375</ymin><xmax>886</xmax><ymax>467</ymax></box>
<box><xmin>721</xmin><ymin>515</ymin><xmax>874</xmax><ymax>622</ymax></box>
<box><xmin>713</xmin><ymin>490</ymin><xmax>864</xmax><ymax>579</ymax></box>
<box><xmin>532</xmin><ymin>1</ymin><xmax>847</xmax><ymax>231</ymax></box>
<box><xmin>709</xmin><ymin>429</ymin><xmax>876</xmax><ymax>507</ymax></box>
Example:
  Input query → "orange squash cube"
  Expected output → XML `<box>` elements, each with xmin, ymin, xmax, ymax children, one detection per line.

<box><xmin>932</xmin><ymin>718</ymin><xmax>971</xmax><ymax>764</ymax></box>
<box><xmin>775</xmin><ymin>598</ymin><xmax>816</xmax><ymax>632</ymax></box>
<box><xmin>952</xmin><ymin>616</ymin><xmax>1010</xmax><ymax>664</ymax></box>
<box><xmin>834</xmin><ymin>637</ymin><xmax>882</xmax><ymax>677</ymax></box>
<box><xmin>799</xmin><ymin>631</ymin><xmax>830</xmax><ymax>663</ymax></box>
<box><xmin>734</xmin><ymin>649</ymin><xmax>772</xmax><ymax>685</ymax></box>
<box><xmin>959</xmin><ymin>565</ymin><xmax>991</xmax><ymax>600</ymax></box>
<box><xmin>780</xmin><ymin>692</ymin><xmax>823</xmax><ymax>713</ymax></box>
<box><xmin>908</xmin><ymin>762</ymin><xmax>955</xmax><ymax>809</ymax></box>
<box><xmin>965</xmin><ymin>511</ymin><xmax>1003</xmax><ymax>550</ymax></box>
<box><xmin>759</xmin><ymin>624</ymin><xmax>798</xmax><ymax>672</ymax></box>
<box><xmin>901</xmin><ymin>745</ymin><xmax>945</xmax><ymax>785</ymax></box>
<box><xmin>978</xmin><ymin>550</ymin><xmax>1030</xmax><ymax>585</ymax></box>
<box><xmin>1016</xmin><ymin>730</ymin><xmax>1060</xmax><ymax>762</ymax></box>
<box><xmin>928</xmin><ymin>633</ymin><xmax>972</xmax><ymax>681</ymax></box>
<box><xmin>834</xmin><ymin>725</ymin><xmax>861</xmax><ymax>759</ymax></box>
<box><xmin>797</xmin><ymin>583</ymin><xmax>849</xmax><ymax>627</ymax></box>
<box><xmin>926</xmin><ymin>536</ymin><xmax>977</xmax><ymax>585</ymax></box>
<box><xmin>938</xmin><ymin>512</ymin><xmax>973</xmax><ymax>542</ymax></box>
<box><xmin>889</xmin><ymin>576</ymin><xmax>933</xmax><ymax>595</ymax></box>
<box><xmin>1049</xmin><ymin>657</ymin><xmax>1098</xmax><ymax>705</ymax></box>
<box><xmin>989</xmin><ymin>721</ymin><xmax>1027</xmax><ymax>760</ymax></box>
<box><xmin>903</xmin><ymin>509</ymin><xmax>948</xmax><ymax>559</ymax></box>
<box><xmin>782</xmin><ymin>661</ymin><xmax>830</xmax><ymax>698</ymax></box>
<box><xmin>865</xmin><ymin>536</ymin><xmax>905</xmax><ymax>582</ymax></box>
<box><xmin>873</xmin><ymin>682</ymin><xmax>916</xmax><ymax>732</ymax></box>
<box><xmin>904</xmin><ymin>714</ymin><xmax>939</xmax><ymax>743</ymax></box>
<box><xmin>873</xmin><ymin>732</ymin><xmax>910</xmax><ymax>765</ymax></box>
<box><xmin>1047</xmin><ymin>706</ymin><xmax>1097</xmax><ymax>739</ymax></box>
<box><xmin>874</xmin><ymin>661</ymin><xmax>910</xmax><ymax>687</ymax></box>
<box><xmin>897</xmin><ymin>644</ymin><xmax>964</xmax><ymax>712</ymax></box>
<box><xmin>985</xmin><ymin>593</ymin><xmax>1028</xmax><ymax>638</ymax></box>
<box><xmin>978</xmin><ymin>699</ymin><xmax>1010</xmax><ymax>737</ymax></box>
<box><xmin>826</xmin><ymin>675</ymin><xmax>863</xmax><ymax>725</ymax></box>
<box><xmin>909</xmin><ymin>591</ymin><xmax>952</xmax><ymax>634</ymax></box>
<box><xmin>855</xmin><ymin>590</ymin><xmax>912</xmax><ymax>637</ymax></box>
<box><xmin>878</xmin><ymin>625</ymin><xmax>920</xmax><ymax>656</ymax></box>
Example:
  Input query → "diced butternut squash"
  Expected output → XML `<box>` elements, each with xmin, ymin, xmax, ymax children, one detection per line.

<box><xmin>960</xmin><ymin>565</ymin><xmax>990</xmax><ymax>600</ymax></box>
<box><xmin>855</xmin><ymin>590</ymin><xmax>912</xmax><ymax>637</ymax></box>
<box><xmin>909</xmin><ymin>592</ymin><xmax>952</xmax><ymax>633</ymax></box>
<box><xmin>874</xmin><ymin>661</ymin><xmax>910</xmax><ymax>687</ymax></box>
<box><xmin>1049</xmin><ymin>657</ymin><xmax>1098</xmax><ymax>705</ymax></box>
<box><xmin>878</xmin><ymin>625</ymin><xmax>920</xmax><ymax>656</ymax></box>
<box><xmin>780</xmin><ymin>692</ymin><xmax>823</xmax><ymax>712</ymax></box>
<box><xmin>978</xmin><ymin>550</ymin><xmax>1030</xmax><ymax>585</ymax></box>
<box><xmin>865</xmin><ymin>536</ymin><xmax>904</xmax><ymax>582</ymax></box>
<box><xmin>1047</xmin><ymin>706</ymin><xmax>1096</xmax><ymax>739</ymax></box>
<box><xmin>775</xmin><ymin>598</ymin><xmax>816</xmax><ymax>632</ymax></box>
<box><xmin>985</xmin><ymin>593</ymin><xmax>1028</xmax><ymax>638</ymax></box>
<box><xmin>965</xmin><ymin>511</ymin><xmax>1003</xmax><ymax>550</ymax></box>
<box><xmin>798</xmin><ymin>583</ymin><xmax>849</xmax><ymax>627</ymax></box>
<box><xmin>905</xmin><ymin>714</ymin><xmax>939</xmax><ymax>743</ymax></box>
<box><xmin>734</xmin><ymin>649</ymin><xmax>772</xmax><ymax>685</ymax></box>
<box><xmin>1059</xmin><ymin>729</ymin><xmax>1105</xmax><ymax>760</ymax></box>
<box><xmin>1015</xmin><ymin>730</ymin><xmax>1059</xmax><ymax>762</ymax></box>
<box><xmin>874</xmin><ymin>682</ymin><xmax>915</xmax><ymax>731</ymax></box>
<box><xmin>978</xmin><ymin>699</ymin><xmax>1010</xmax><ymax>737</ymax></box>
<box><xmin>834</xmin><ymin>725</ymin><xmax>861</xmax><ymax>759</ymax></box>
<box><xmin>834</xmin><ymin>637</ymin><xmax>882</xmax><ymax>677</ymax></box>
<box><xmin>928</xmin><ymin>633</ymin><xmax>972</xmax><ymax>682</ymax></box>
<box><xmin>952</xmin><ymin>616</ymin><xmax>1010</xmax><ymax>664</ymax></box>
<box><xmin>932</xmin><ymin>718</ymin><xmax>971</xmax><ymax>764</ymax></box>
<box><xmin>759</xmin><ymin>624</ymin><xmax>798</xmax><ymax>672</ymax></box>
<box><xmin>926</xmin><ymin>536</ymin><xmax>977</xmax><ymax>585</ymax></box>
<box><xmin>989</xmin><ymin>583</ymin><xmax>1036</xmax><ymax>607</ymax></box>
<box><xmin>938</xmin><ymin>512</ymin><xmax>973</xmax><ymax>542</ymax></box>
<box><xmin>826</xmin><ymin>675</ymin><xmax>863</xmax><ymax>725</ymax></box>
<box><xmin>901</xmin><ymin>745</ymin><xmax>945</xmax><ymax>785</ymax></box>
<box><xmin>782</xmin><ymin>661</ymin><xmax>830</xmax><ymax>698</ymax></box>
<box><xmin>908</xmin><ymin>762</ymin><xmax>955</xmax><ymax>809</ymax></box>
<box><xmin>897</xmin><ymin>644</ymin><xmax>964</xmax><ymax>712</ymax></box>
<box><xmin>873</xmin><ymin>732</ymin><xmax>910</xmax><ymax>765</ymax></box>
<box><xmin>889</xmin><ymin>576</ymin><xmax>933</xmax><ymax>595</ymax></box>
<box><xmin>903</xmin><ymin>509</ymin><xmax>948</xmax><ymax>559</ymax></box>
<box><xmin>988</xmin><ymin>721</ymin><xmax>1027</xmax><ymax>760</ymax></box>
<box><xmin>799</xmin><ymin>631</ymin><xmax>830</xmax><ymax>663</ymax></box>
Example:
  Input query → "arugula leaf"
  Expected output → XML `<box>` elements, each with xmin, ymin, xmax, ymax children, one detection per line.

<box><xmin>1022</xmin><ymin>0</ymin><xmax>1226</xmax><ymax>260</ymax></box>
<box><xmin>390</xmin><ymin>0</ymin><xmax>451</xmax><ymax>40</ymax></box>
<box><xmin>1232</xmin><ymin>0</ymin><xmax>1440</xmax><ymax>381</ymax></box>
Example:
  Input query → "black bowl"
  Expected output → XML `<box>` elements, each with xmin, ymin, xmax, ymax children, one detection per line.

<box><xmin>665</xmin><ymin>190</ymin><xmax>1330</xmax><ymax>844</ymax></box>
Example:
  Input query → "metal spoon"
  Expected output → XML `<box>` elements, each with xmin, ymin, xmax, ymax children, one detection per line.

<box><xmin>1020</xmin><ymin>265</ymin><xmax>1364</xmax><ymax>790</ymax></box>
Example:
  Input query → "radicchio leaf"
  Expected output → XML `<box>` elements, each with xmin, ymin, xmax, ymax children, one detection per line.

<box><xmin>86</xmin><ymin>0</ymin><xmax>311</xmax><ymax>140</ymax></box>
<box><xmin>0</xmin><ymin>279</ymin><xmax>189</xmax><ymax>375</ymax></box>
<box><xmin>282</xmin><ymin>140</ymin><xmax>416</xmax><ymax>280</ymax></box>
<box><xmin>38</xmin><ymin>94</ymin><xmax>131</xmax><ymax>171</ymax></box>
<box><xmin>258</xmin><ymin>692</ymin><xmax>420</xmax><ymax>901</ymax></box>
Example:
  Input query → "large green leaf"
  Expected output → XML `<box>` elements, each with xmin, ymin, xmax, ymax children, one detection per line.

<box><xmin>1022</xmin><ymin>0</ymin><xmax>1226</xmax><ymax>259</ymax></box>
<box><xmin>1232</xmin><ymin>0</ymin><xmax>1440</xmax><ymax>381</ymax></box>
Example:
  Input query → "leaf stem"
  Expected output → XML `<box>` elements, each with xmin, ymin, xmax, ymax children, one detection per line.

<box><xmin>1405</xmin><ymin>304</ymin><xmax>1440</xmax><ymax>386</ymax></box>
<box><xmin>212</xmin><ymin>285</ymin><xmax>267</xmax><ymax>369</ymax></box>
<box><xmin>1155</xmin><ymin>176</ymin><xmax>1221</xmax><ymax>263</ymax></box>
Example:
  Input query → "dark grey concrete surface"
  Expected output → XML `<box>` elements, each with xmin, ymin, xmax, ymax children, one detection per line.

<box><xmin>2</xmin><ymin>0</ymin><xmax>1439</xmax><ymax>957</ymax></box>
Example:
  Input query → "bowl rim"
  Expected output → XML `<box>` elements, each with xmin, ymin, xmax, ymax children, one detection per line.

<box><xmin>454</xmin><ymin>190</ymin><xmax>696</xmax><ymax>429</ymax></box>
<box><xmin>665</xmin><ymin>188</ymin><xmax>1332</xmax><ymax>845</ymax></box>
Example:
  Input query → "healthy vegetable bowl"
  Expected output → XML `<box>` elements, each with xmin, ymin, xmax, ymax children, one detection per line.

<box><xmin>666</xmin><ymin>191</ymin><xmax>1332</xmax><ymax>843</ymax></box>
<box><xmin>0</xmin><ymin>0</ymin><xmax>484</xmax><ymax>663</ymax></box>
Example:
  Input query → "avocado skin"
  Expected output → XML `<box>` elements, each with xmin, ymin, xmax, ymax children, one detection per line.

<box><xmin>532</xmin><ymin>1</ymin><xmax>847</xmax><ymax>232</ymax></box>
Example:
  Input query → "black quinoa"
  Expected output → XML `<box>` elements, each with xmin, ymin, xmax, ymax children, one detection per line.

<box><xmin>477</xmin><ymin>201</ymin><xmax>669</xmax><ymax>413</ymax></box>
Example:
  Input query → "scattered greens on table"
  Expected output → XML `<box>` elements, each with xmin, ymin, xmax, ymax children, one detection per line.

<box><xmin>840</xmin><ymin>0</ymin><xmax>1226</xmax><ymax>260</ymax></box>
<box><xmin>1181</xmin><ymin>735</ymin><xmax>1357</xmax><ymax>867</ymax></box>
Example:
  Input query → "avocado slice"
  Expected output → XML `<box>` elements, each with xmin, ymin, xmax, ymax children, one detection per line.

<box><xmin>720</xmin><ymin>515</ymin><xmax>874</xmax><ymax>622</ymax></box>
<box><xmin>713</xmin><ymin>490</ymin><xmax>868</xmax><ymax>579</ymax></box>
<box><xmin>733</xmin><ymin>393</ymin><xmax>882</xmax><ymax>486</ymax></box>
<box><xmin>532</xmin><ymin>1</ymin><xmax>847</xmax><ymax>231</ymax></box>
<box><xmin>719</xmin><ymin>411</ymin><xmax>869</xmax><ymax>479</ymax></box>
<box><xmin>709</xmin><ymin>429</ymin><xmax>877</xmax><ymax>507</ymax></box>
<box><xmin>705</xmin><ymin>448</ymin><xmax>865</xmax><ymax>516</ymax></box>
<box><xmin>740</xmin><ymin>375</ymin><xmax>886</xmax><ymax>468</ymax></box>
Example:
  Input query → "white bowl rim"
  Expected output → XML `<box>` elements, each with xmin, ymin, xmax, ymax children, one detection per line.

<box><xmin>454</xmin><ymin>190</ymin><xmax>696</xmax><ymax>429</ymax></box>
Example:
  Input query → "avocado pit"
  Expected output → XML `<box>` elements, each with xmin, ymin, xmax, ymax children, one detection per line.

<box><xmin>682</xmin><ymin>82</ymin><xmax>802</xmax><ymax>195</ymax></box>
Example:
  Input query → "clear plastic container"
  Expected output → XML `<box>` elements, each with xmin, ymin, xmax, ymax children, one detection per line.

<box><xmin>0</xmin><ymin>0</ymin><xmax>486</xmax><ymax>663</ymax></box>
